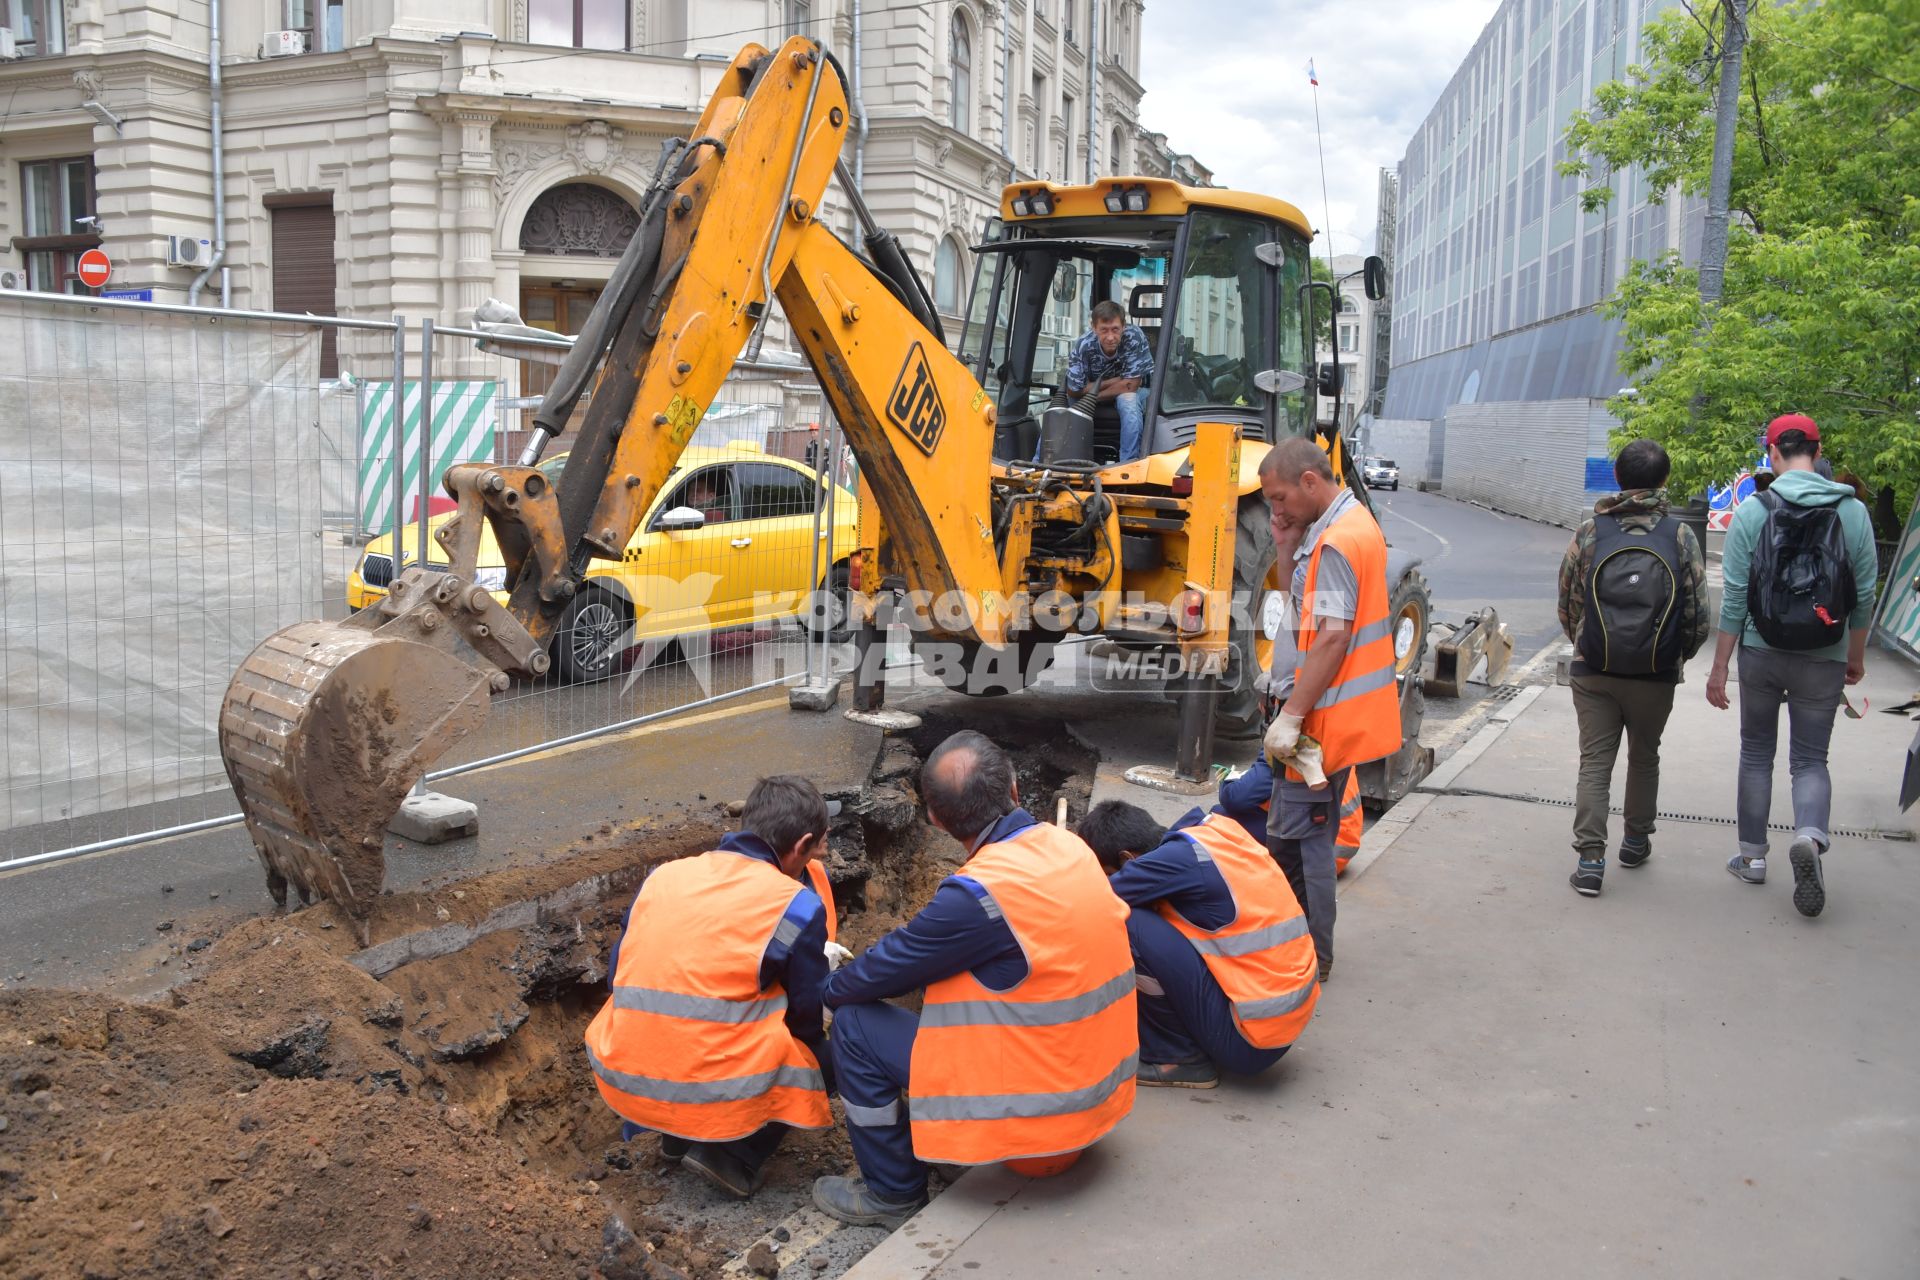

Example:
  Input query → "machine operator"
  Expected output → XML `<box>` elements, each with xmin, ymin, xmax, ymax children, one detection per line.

<box><xmin>1065</xmin><ymin>299</ymin><xmax>1155</xmax><ymax>461</ymax></box>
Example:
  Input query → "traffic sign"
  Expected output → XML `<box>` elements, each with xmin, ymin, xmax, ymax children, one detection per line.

<box><xmin>76</xmin><ymin>248</ymin><xmax>111</xmax><ymax>289</ymax></box>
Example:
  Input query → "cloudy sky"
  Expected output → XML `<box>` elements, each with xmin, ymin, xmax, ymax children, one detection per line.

<box><xmin>1140</xmin><ymin>0</ymin><xmax>1504</xmax><ymax>256</ymax></box>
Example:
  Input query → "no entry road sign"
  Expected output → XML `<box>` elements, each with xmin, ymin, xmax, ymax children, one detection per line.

<box><xmin>77</xmin><ymin>248</ymin><xmax>111</xmax><ymax>289</ymax></box>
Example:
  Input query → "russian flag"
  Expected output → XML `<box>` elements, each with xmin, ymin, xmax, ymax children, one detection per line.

<box><xmin>1308</xmin><ymin>59</ymin><xmax>1319</xmax><ymax>86</ymax></box>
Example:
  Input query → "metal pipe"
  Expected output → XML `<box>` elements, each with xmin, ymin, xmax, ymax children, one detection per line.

<box><xmin>15</xmin><ymin>289</ymin><xmax>395</xmax><ymax>329</ymax></box>
<box><xmin>418</xmin><ymin>318</ymin><xmax>435</xmax><ymax>570</ymax></box>
<box><xmin>391</xmin><ymin>316</ymin><xmax>407</xmax><ymax>561</ymax></box>
<box><xmin>851</xmin><ymin>0</ymin><xmax>869</xmax><ymax>190</ymax></box>
<box><xmin>187</xmin><ymin>0</ymin><xmax>226</xmax><ymax>306</ymax></box>
<box><xmin>1086</xmin><ymin>0</ymin><xmax>1100</xmax><ymax>182</ymax></box>
<box><xmin>744</xmin><ymin>42</ymin><xmax>827</xmax><ymax>363</ymax></box>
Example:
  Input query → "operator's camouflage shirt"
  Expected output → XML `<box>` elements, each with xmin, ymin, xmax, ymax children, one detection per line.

<box><xmin>1557</xmin><ymin>489</ymin><xmax>1712</xmax><ymax>675</ymax></box>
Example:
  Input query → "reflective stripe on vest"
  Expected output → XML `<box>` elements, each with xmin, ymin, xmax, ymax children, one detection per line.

<box><xmin>805</xmin><ymin>859</ymin><xmax>838</xmax><ymax>943</ymax></box>
<box><xmin>909</xmin><ymin>822</ymin><xmax>1138</xmax><ymax>1165</ymax></box>
<box><xmin>1295</xmin><ymin>504</ymin><xmax>1403</xmax><ymax>774</ymax></box>
<box><xmin>1335</xmin><ymin>769</ymin><xmax>1363</xmax><ymax>871</ymax></box>
<box><xmin>583</xmin><ymin>850</ymin><xmax>832</xmax><ymax>1142</ymax></box>
<box><xmin>1162</xmin><ymin>814</ymin><xmax>1319</xmax><ymax>1049</ymax></box>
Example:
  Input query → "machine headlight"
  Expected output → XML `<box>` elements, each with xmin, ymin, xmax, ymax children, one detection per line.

<box><xmin>1123</xmin><ymin>185</ymin><xmax>1150</xmax><ymax>212</ymax></box>
<box><xmin>1103</xmin><ymin>187</ymin><xmax>1126</xmax><ymax>213</ymax></box>
<box><xmin>472</xmin><ymin>566</ymin><xmax>508</xmax><ymax>591</ymax></box>
<box><xmin>1010</xmin><ymin>195</ymin><xmax>1032</xmax><ymax>217</ymax></box>
<box><xmin>1028</xmin><ymin>190</ymin><xmax>1054</xmax><ymax>216</ymax></box>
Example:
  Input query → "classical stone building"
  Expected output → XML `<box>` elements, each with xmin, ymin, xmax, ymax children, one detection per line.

<box><xmin>0</xmin><ymin>0</ymin><xmax>1152</xmax><ymax>375</ymax></box>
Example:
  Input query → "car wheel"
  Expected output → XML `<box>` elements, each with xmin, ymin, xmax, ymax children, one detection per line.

<box><xmin>802</xmin><ymin>562</ymin><xmax>853</xmax><ymax>641</ymax></box>
<box><xmin>551</xmin><ymin>586</ymin><xmax>633</xmax><ymax>684</ymax></box>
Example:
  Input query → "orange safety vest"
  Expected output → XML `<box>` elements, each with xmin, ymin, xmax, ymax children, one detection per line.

<box><xmin>908</xmin><ymin>822</ymin><xmax>1138</xmax><ymax>1165</ymax></box>
<box><xmin>583</xmin><ymin>851</ymin><xmax>832</xmax><ymax>1142</ymax></box>
<box><xmin>1163</xmin><ymin>813</ymin><xmax>1319</xmax><ymax>1049</ymax></box>
<box><xmin>1335</xmin><ymin>770</ymin><xmax>1363</xmax><ymax>874</ymax></box>
<box><xmin>805</xmin><ymin>858</ymin><xmax>837</xmax><ymax>942</ymax></box>
<box><xmin>1293</xmin><ymin>502</ymin><xmax>1402</xmax><ymax>777</ymax></box>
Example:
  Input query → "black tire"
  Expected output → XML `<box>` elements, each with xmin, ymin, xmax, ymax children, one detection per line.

<box><xmin>912</xmin><ymin>635</ymin><xmax>1056</xmax><ymax>697</ymax></box>
<box><xmin>1391</xmin><ymin>480</ymin><xmax>1400</xmax><ymax>491</ymax></box>
<box><xmin>1216</xmin><ymin>495</ymin><xmax>1281</xmax><ymax>739</ymax></box>
<box><xmin>551</xmin><ymin>586</ymin><xmax>633</xmax><ymax>684</ymax></box>
<box><xmin>801</xmin><ymin>561</ymin><xmax>854</xmax><ymax>641</ymax></box>
<box><xmin>1386</xmin><ymin>567</ymin><xmax>1432</xmax><ymax>679</ymax></box>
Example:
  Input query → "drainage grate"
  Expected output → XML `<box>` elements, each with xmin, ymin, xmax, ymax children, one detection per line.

<box><xmin>1420</xmin><ymin>784</ymin><xmax>1916</xmax><ymax>843</ymax></box>
<box><xmin>1484</xmin><ymin>684</ymin><xmax>1524</xmax><ymax>702</ymax></box>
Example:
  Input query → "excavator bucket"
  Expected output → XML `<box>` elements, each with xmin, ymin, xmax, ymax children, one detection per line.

<box><xmin>219</xmin><ymin>618</ymin><xmax>492</xmax><ymax>937</ymax></box>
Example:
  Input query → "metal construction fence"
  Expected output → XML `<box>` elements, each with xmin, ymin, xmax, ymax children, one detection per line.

<box><xmin>0</xmin><ymin>292</ymin><xmax>851</xmax><ymax>871</ymax></box>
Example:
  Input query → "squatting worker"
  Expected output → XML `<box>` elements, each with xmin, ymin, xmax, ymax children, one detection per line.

<box><xmin>1258</xmin><ymin>437</ymin><xmax>1402</xmax><ymax>981</ymax></box>
<box><xmin>1066</xmin><ymin>299</ymin><xmax>1154</xmax><ymax>461</ymax></box>
<box><xmin>1077</xmin><ymin>798</ymin><xmax>1318</xmax><ymax>1089</ymax></box>
<box><xmin>812</xmin><ymin>731</ymin><xmax>1137</xmax><ymax>1228</ymax></box>
<box><xmin>584</xmin><ymin>775</ymin><xmax>837</xmax><ymax>1200</ymax></box>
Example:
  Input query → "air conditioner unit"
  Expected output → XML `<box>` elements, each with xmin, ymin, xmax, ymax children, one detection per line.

<box><xmin>0</xmin><ymin>27</ymin><xmax>18</xmax><ymax>59</ymax></box>
<box><xmin>0</xmin><ymin>268</ymin><xmax>27</xmax><ymax>290</ymax></box>
<box><xmin>261</xmin><ymin>29</ymin><xmax>306</xmax><ymax>58</ymax></box>
<box><xmin>166</xmin><ymin>235</ymin><xmax>213</xmax><ymax>268</ymax></box>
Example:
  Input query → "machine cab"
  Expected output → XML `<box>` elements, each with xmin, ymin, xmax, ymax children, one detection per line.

<box><xmin>955</xmin><ymin>178</ymin><xmax>1320</xmax><ymax>466</ymax></box>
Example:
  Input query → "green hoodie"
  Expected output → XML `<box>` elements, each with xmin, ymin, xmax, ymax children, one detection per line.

<box><xmin>1718</xmin><ymin>468</ymin><xmax>1880</xmax><ymax>664</ymax></box>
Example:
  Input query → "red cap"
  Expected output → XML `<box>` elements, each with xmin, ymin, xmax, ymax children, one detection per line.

<box><xmin>1766</xmin><ymin>413</ymin><xmax>1820</xmax><ymax>447</ymax></box>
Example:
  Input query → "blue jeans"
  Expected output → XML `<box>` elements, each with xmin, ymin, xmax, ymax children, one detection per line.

<box><xmin>1128</xmin><ymin>908</ymin><xmax>1289</xmax><ymax>1076</ymax></box>
<box><xmin>830</xmin><ymin>1001</ymin><xmax>929</xmax><ymax>1202</ymax></box>
<box><xmin>1735</xmin><ymin>646</ymin><xmax>1846</xmax><ymax>855</ymax></box>
<box><xmin>1115</xmin><ymin>388</ymin><xmax>1147</xmax><ymax>460</ymax></box>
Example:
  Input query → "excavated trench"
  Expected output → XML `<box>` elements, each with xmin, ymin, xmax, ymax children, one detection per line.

<box><xmin>0</xmin><ymin>716</ymin><xmax>1097</xmax><ymax>1280</ymax></box>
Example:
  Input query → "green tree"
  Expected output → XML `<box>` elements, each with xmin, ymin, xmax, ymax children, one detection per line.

<box><xmin>1562</xmin><ymin>0</ymin><xmax>1920</xmax><ymax>516</ymax></box>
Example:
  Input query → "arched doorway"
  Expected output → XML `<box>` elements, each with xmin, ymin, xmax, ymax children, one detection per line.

<box><xmin>515</xmin><ymin>182</ymin><xmax>641</xmax><ymax>455</ymax></box>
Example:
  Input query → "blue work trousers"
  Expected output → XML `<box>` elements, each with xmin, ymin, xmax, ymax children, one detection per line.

<box><xmin>1114</xmin><ymin>388</ymin><xmax>1148</xmax><ymax>460</ymax></box>
<box><xmin>1267</xmin><ymin>766</ymin><xmax>1348</xmax><ymax>968</ymax></box>
<box><xmin>830</xmin><ymin>1001</ymin><xmax>930</xmax><ymax>1203</ymax></box>
<box><xmin>1128</xmin><ymin>908</ymin><xmax>1288</xmax><ymax>1077</ymax></box>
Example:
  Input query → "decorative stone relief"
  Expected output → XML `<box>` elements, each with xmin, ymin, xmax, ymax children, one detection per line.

<box><xmin>71</xmin><ymin>69</ymin><xmax>105</xmax><ymax>100</ymax></box>
<box><xmin>566</xmin><ymin>121</ymin><xmax>626</xmax><ymax>174</ymax></box>
<box><xmin>518</xmin><ymin>183</ymin><xmax>640</xmax><ymax>257</ymax></box>
<box><xmin>493</xmin><ymin>134</ymin><xmax>568</xmax><ymax>203</ymax></box>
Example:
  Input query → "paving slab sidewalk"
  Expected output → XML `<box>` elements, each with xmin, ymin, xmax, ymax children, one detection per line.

<box><xmin>848</xmin><ymin>647</ymin><xmax>1920</xmax><ymax>1279</ymax></box>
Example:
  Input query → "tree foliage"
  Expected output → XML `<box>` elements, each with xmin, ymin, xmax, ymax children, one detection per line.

<box><xmin>1562</xmin><ymin>0</ymin><xmax>1920</xmax><ymax>512</ymax></box>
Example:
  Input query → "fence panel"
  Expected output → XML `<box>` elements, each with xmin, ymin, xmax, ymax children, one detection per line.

<box><xmin>0</xmin><ymin>295</ymin><xmax>397</xmax><ymax>863</ymax></box>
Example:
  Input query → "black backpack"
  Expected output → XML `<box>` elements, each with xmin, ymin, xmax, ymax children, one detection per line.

<box><xmin>1748</xmin><ymin>489</ymin><xmax>1857</xmax><ymax>650</ymax></box>
<box><xmin>1578</xmin><ymin>514</ymin><xmax>1686</xmax><ymax>675</ymax></box>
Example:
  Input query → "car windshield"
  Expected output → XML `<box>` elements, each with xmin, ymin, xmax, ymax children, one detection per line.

<box><xmin>1377</xmin><ymin>459</ymin><xmax>1396</xmax><ymax>467</ymax></box>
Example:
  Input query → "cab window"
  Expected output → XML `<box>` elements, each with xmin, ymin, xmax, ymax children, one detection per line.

<box><xmin>656</xmin><ymin>465</ymin><xmax>735</xmax><ymax>526</ymax></box>
<box><xmin>736</xmin><ymin>462</ymin><xmax>815</xmax><ymax>519</ymax></box>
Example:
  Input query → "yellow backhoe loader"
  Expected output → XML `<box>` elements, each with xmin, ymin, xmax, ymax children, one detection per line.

<box><xmin>217</xmin><ymin>39</ymin><xmax>1432</xmax><ymax>937</ymax></box>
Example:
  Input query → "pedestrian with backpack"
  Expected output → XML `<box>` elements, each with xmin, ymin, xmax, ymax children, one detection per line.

<box><xmin>1559</xmin><ymin>440</ymin><xmax>1711</xmax><ymax>897</ymax></box>
<box><xmin>1708</xmin><ymin>415</ymin><xmax>1879</xmax><ymax>918</ymax></box>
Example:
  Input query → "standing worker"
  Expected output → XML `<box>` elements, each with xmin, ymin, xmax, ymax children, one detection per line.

<box><xmin>813</xmin><ymin>731</ymin><xmax>1136</xmax><ymax>1228</ymax></box>
<box><xmin>584</xmin><ymin>775</ymin><xmax>836</xmax><ymax>1198</ymax></box>
<box><xmin>1077</xmin><ymin>798</ymin><xmax>1318</xmax><ymax>1089</ymax></box>
<box><xmin>1709</xmin><ymin>415</ymin><xmax>1879</xmax><ymax>918</ymax></box>
<box><xmin>1258</xmin><ymin>438</ymin><xmax>1403</xmax><ymax>980</ymax></box>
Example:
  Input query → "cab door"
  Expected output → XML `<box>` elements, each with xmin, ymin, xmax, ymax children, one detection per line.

<box><xmin>625</xmin><ymin>464</ymin><xmax>752</xmax><ymax>638</ymax></box>
<box><xmin>732</xmin><ymin>461</ymin><xmax>825</xmax><ymax>619</ymax></box>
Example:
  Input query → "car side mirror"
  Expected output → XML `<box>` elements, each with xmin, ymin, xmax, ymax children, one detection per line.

<box><xmin>656</xmin><ymin>506</ymin><xmax>706</xmax><ymax>532</ymax></box>
<box><xmin>1363</xmin><ymin>255</ymin><xmax>1387</xmax><ymax>301</ymax></box>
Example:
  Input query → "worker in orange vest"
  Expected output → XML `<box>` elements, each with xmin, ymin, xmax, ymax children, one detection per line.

<box><xmin>1260</xmin><ymin>438</ymin><xmax>1403</xmax><ymax>981</ymax></box>
<box><xmin>812</xmin><ymin>730</ymin><xmax>1137</xmax><ymax>1229</ymax></box>
<box><xmin>584</xmin><ymin>775</ymin><xmax>836</xmax><ymax>1199</ymax></box>
<box><xmin>1217</xmin><ymin>757</ymin><xmax>1364</xmax><ymax>876</ymax></box>
<box><xmin>1078</xmin><ymin>799</ymin><xmax>1318</xmax><ymax>1088</ymax></box>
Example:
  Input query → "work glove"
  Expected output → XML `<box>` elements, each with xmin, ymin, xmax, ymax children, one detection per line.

<box><xmin>1264</xmin><ymin>711</ymin><xmax>1303</xmax><ymax>762</ymax></box>
<box><xmin>824</xmin><ymin>941</ymin><xmax>854</xmax><ymax>971</ymax></box>
<box><xmin>1288</xmin><ymin>735</ymin><xmax>1329</xmax><ymax>789</ymax></box>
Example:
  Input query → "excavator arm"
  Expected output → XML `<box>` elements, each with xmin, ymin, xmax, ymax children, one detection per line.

<box><xmin>218</xmin><ymin>38</ymin><xmax>1007</xmax><ymax>932</ymax></box>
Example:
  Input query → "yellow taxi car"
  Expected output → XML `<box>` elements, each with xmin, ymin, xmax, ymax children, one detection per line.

<box><xmin>348</xmin><ymin>442</ymin><xmax>861</xmax><ymax>681</ymax></box>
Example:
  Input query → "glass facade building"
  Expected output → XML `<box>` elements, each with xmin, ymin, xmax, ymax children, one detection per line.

<box><xmin>1382</xmin><ymin>0</ymin><xmax>1705</xmax><ymax>420</ymax></box>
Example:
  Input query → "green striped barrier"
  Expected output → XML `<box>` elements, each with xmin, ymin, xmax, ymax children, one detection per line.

<box><xmin>358</xmin><ymin>380</ymin><xmax>500</xmax><ymax>535</ymax></box>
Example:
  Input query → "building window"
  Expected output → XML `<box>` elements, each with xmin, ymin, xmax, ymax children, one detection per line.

<box><xmin>934</xmin><ymin>237</ymin><xmax>963</xmax><ymax>315</ymax></box>
<box><xmin>3</xmin><ymin>0</ymin><xmax>66</xmax><ymax>57</ymax></box>
<box><xmin>1339</xmin><ymin>322</ymin><xmax>1357</xmax><ymax>350</ymax></box>
<box><xmin>14</xmin><ymin>156</ymin><xmax>97</xmax><ymax>294</ymax></box>
<box><xmin>529</xmin><ymin>0</ymin><xmax>627</xmax><ymax>51</ymax></box>
<box><xmin>1111</xmin><ymin>127</ymin><xmax>1128</xmax><ymax>175</ymax></box>
<box><xmin>519</xmin><ymin>183</ymin><xmax>641</xmax><ymax>257</ymax></box>
<box><xmin>950</xmin><ymin>12</ymin><xmax>973</xmax><ymax>135</ymax></box>
<box><xmin>268</xmin><ymin>196</ymin><xmax>340</xmax><ymax>377</ymax></box>
<box><xmin>787</xmin><ymin>0</ymin><xmax>811</xmax><ymax>38</ymax></box>
<box><xmin>1060</xmin><ymin>94</ymin><xmax>1075</xmax><ymax>178</ymax></box>
<box><xmin>282</xmin><ymin>0</ymin><xmax>344</xmax><ymax>52</ymax></box>
<box><xmin>1028</xmin><ymin>74</ymin><xmax>1046</xmax><ymax>170</ymax></box>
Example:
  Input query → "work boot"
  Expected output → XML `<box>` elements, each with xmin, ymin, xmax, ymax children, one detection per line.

<box><xmin>1569</xmin><ymin>858</ymin><xmax>1605</xmax><ymax>897</ymax></box>
<box><xmin>1788</xmin><ymin>836</ymin><xmax>1826</xmax><ymax>918</ymax></box>
<box><xmin>683</xmin><ymin>1143</ymin><xmax>755</xmax><ymax>1199</ymax></box>
<box><xmin>1727</xmin><ymin>853</ymin><xmax>1766</xmax><ymax>885</ymax></box>
<box><xmin>812</xmin><ymin>1175</ymin><xmax>926</xmax><ymax>1229</ymax></box>
<box><xmin>1617</xmin><ymin>835</ymin><xmax>1652</xmax><ymax>868</ymax></box>
<box><xmin>1136</xmin><ymin>1059</ymin><xmax>1219</xmax><ymax>1089</ymax></box>
<box><xmin>1317</xmin><ymin>955</ymin><xmax>1333</xmax><ymax>984</ymax></box>
<box><xmin>658</xmin><ymin>1135</ymin><xmax>690</xmax><ymax>1164</ymax></box>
